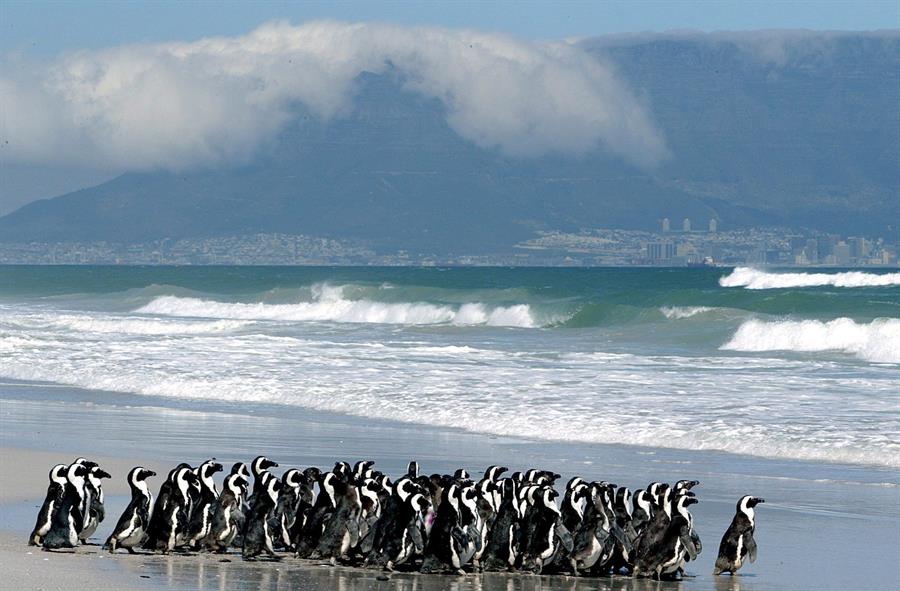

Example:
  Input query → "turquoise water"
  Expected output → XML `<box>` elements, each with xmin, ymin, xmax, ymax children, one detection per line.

<box><xmin>1</xmin><ymin>265</ymin><xmax>898</xmax><ymax>466</ymax></box>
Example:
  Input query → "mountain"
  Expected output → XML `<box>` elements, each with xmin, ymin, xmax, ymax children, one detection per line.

<box><xmin>1</xmin><ymin>32</ymin><xmax>897</xmax><ymax>254</ymax></box>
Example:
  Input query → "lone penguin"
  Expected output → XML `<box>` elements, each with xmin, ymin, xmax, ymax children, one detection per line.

<box><xmin>714</xmin><ymin>496</ymin><xmax>764</xmax><ymax>575</ymax></box>
<box><xmin>105</xmin><ymin>467</ymin><xmax>156</xmax><ymax>553</ymax></box>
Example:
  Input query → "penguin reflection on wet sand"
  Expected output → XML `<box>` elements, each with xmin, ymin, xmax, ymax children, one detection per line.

<box><xmin>714</xmin><ymin>496</ymin><xmax>764</xmax><ymax>576</ymax></box>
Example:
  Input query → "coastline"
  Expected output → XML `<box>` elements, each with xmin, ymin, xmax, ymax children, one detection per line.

<box><xmin>1</xmin><ymin>379</ymin><xmax>898</xmax><ymax>590</ymax></box>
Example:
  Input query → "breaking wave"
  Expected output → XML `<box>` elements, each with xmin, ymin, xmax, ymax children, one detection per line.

<box><xmin>136</xmin><ymin>284</ymin><xmax>539</xmax><ymax>328</ymax></box>
<box><xmin>660</xmin><ymin>306</ymin><xmax>714</xmax><ymax>319</ymax></box>
<box><xmin>48</xmin><ymin>315</ymin><xmax>251</xmax><ymax>335</ymax></box>
<box><xmin>720</xmin><ymin>267</ymin><xmax>900</xmax><ymax>290</ymax></box>
<box><xmin>722</xmin><ymin>317</ymin><xmax>900</xmax><ymax>363</ymax></box>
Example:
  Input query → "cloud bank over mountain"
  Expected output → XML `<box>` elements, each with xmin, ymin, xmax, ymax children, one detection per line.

<box><xmin>0</xmin><ymin>20</ymin><xmax>668</xmax><ymax>171</ymax></box>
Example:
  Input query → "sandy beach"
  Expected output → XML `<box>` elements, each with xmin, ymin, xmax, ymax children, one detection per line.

<box><xmin>2</xmin><ymin>379</ymin><xmax>899</xmax><ymax>591</ymax></box>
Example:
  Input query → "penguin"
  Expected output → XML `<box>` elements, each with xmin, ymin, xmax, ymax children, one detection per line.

<box><xmin>633</xmin><ymin>483</ymin><xmax>673</xmax><ymax>563</ymax></box>
<box><xmin>314</xmin><ymin>478</ymin><xmax>363</xmax><ymax>564</ymax></box>
<box><xmin>385</xmin><ymin>492</ymin><xmax>431</xmax><ymax>570</ymax></box>
<box><xmin>70</xmin><ymin>458</ymin><xmax>98</xmax><ymax>537</ymax></box>
<box><xmin>363</xmin><ymin>476</ymin><xmax>427</xmax><ymax>569</ymax></box>
<box><xmin>186</xmin><ymin>459</ymin><xmax>223</xmax><ymax>548</ymax></box>
<box><xmin>79</xmin><ymin>465</ymin><xmax>112</xmax><ymax>543</ymax></box>
<box><xmin>633</xmin><ymin>494</ymin><xmax>699</xmax><ymax>580</ymax></box>
<box><xmin>204</xmin><ymin>472</ymin><xmax>249</xmax><ymax>553</ymax></box>
<box><xmin>631</xmin><ymin>489</ymin><xmax>655</xmax><ymax>535</ymax></box>
<box><xmin>228</xmin><ymin>462</ymin><xmax>252</xmax><ymax>546</ymax></box>
<box><xmin>561</xmin><ymin>477</ymin><xmax>588</xmax><ymax>533</ymax></box>
<box><xmin>42</xmin><ymin>463</ymin><xmax>89</xmax><ymax>550</ymax></box>
<box><xmin>421</xmin><ymin>486</ymin><xmax>469</xmax><ymax>574</ymax></box>
<box><xmin>480</xmin><ymin>478</ymin><xmax>521</xmax><ymax>572</ymax></box>
<box><xmin>246</xmin><ymin>456</ymin><xmax>278</xmax><ymax>507</ymax></box>
<box><xmin>144</xmin><ymin>466</ymin><xmax>197</xmax><ymax>553</ymax></box>
<box><xmin>714</xmin><ymin>496</ymin><xmax>765</xmax><ymax>576</ymax></box>
<box><xmin>519</xmin><ymin>486</ymin><xmax>566</xmax><ymax>574</ymax></box>
<box><xmin>242</xmin><ymin>474</ymin><xmax>281</xmax><ymax>560</ymax></box>
<box><xmin>270</xmin><ymin>468</ymin><xmax>304</xmax><ymax>549</ymax></box>
<box><xmin>105</xmin><ymin>467</ymin><xmax>156</xmax><ymax>553</ymax></box>
<box><xmin>29</xmin><ymin>464</ymin><xmax>68</xmax><ymax>546</ymax></box>
<box><xmin>571</xmin><ymin>483</ymin><xmax>619</xmax><ymax>574</ymax></box>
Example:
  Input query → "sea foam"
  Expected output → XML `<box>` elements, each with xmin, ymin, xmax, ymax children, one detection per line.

<box><xmin>722</xmin><ymin>317</ymin><xmax>900</xmax><ymax>363</ymax></box>
<box><xmin>136</xmin><ymin>284</ymin><xmax>538</xmax><ymax>328</ymax></box>
<box><xmin>720</xmin><ymin>267</ymin><xmax>900</xmax><ymax>289</ymax></box>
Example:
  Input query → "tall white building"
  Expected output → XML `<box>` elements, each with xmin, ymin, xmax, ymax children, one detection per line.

<box><xmin>662</xmin><ymin>218</ymin><xmax>671</xmax><ymax>233</ymax></box>
<box><xmin>709</xmin><ymin>218</ymin><xmax>718</xmax><ymax>233</ymax></box>
<box><xmin>682</xmin><ymin>218</ymin><xmax>691</xmax><ymax>232</ymax></box>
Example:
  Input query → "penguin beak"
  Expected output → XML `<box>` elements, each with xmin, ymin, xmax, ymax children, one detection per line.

<box><xmin>145</xmin><ymin>470</ymin><xmax>157</xmax><ymax>478</ymax></box>
<box><xmin>212</xmin><ymin>463</ymin><xmax>223</xmax><ymax>473</ymax></box>
<box><xmin>97</xmin><ymin>469</ymin><xmax>112</xmax><ymax>479</ymax></box>
<box><xmin>687</xmin><ymin>498</ymin><xmax>699</xmax><ymax>506</ymax></box>
<box><xmin>754</xmin><ymin>498</ymin><xmax>765</xmax><ymax>505</ymax></box>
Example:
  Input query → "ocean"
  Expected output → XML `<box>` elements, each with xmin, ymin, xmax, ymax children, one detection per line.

<box><xmin>1</xmin><ymin>265</ymin><xmax>897</xmax><ymax>468</ymax></box>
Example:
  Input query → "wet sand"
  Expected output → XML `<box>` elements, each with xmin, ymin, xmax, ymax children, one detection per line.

<box><xmin>1</xmin><ymin>379</ymin><xmax>898</xmax><ymax>590</ymax></box>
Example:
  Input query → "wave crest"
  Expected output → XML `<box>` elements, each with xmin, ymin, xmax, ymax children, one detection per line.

<box><xmin>660</xmin><ymin>306</ymin><xmax>714</xmax><ymax>319</ymax></box>
<box><xmin>720</xmin><ymin>267</ymin><xmax>900</xmax><ymax>289</ymax></box>
<box><xmin>136</xmin><ymin>285</ymin><xmax>538</xmax><ymax>328</ymax></box>
<box><xmin>722</xmin><ymin>317</ymin><xmax>900</xmax><ymax>363</ymax></box>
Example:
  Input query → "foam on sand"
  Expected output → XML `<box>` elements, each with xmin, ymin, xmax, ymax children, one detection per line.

<box><xmin>722</xmin><ymin>317</ymin><xmax>900</xmax><ymax>363</ymax></box>
<box><xmin>720</xmin><ymin>267</ymin><xmax>900</xmax><ymax>289</ymax></box>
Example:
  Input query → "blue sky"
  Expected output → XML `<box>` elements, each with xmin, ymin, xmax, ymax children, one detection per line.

<box><xmin>2</xmin><ymin>0</ymin><xmax>897</xmax><ymax>55</ymax></box>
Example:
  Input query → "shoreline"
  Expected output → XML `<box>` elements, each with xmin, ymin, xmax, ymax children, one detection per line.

<box><xmin>1</xmin><ymin>380</ymin><xmax>899</xmax><ymax>590</ymax></box>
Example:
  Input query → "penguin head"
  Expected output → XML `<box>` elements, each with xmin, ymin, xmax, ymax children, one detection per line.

<box><xmin>678</xmin><ymin>495</ymin><xmax>699</xmax><ymax>508</ymax></box>
<box><xmin>739</xmin><ymin>495</ymin><xmax>765</xmax><ymax>511</ymax></box>
<box><xmin>128</xmin><ymin>467</ymin><xmax>156</xmax><ymax>489</ymax></box>
<box><xmin>73</xmin><ymin>457</ymin><xmax>99</xmax><ymax>469</ymax></box>
<box><xmin>68</xmin><ymin>462</ymin><xmax>89</xmax><ymax>482</ymax></box>
<box><xmin>49</xmin><ymin>464</ymin><xmax>68</xmax><ymax>486</ymax></box>
<box><xmin>90</xmin><ymin>466</ymin><xmax>112</xmax><ymax>480</ymax></box>
<box><xmin>252</xmin><ymin>456</ymin><xmax>278</xmax><ymax>475</ymax></box>
<box><xmin>303</xmin><ymin>466</ymin><xmax>322</xmax><ymax>482</ymax></box>
<box><xmin>566</xmin><ymin>476</ymin><xmax>585</xmax><ymax>491</ymax></box>
<box><xmin>332</xmin><ymin>461</ymin><xmax>351</xmax><ymax>481</ymax></box>
<box><xmin>452</xmin><ymin>468</ymin><xmax>471</xmax><ymax>484</ymax></box>
<box><xmin>406</xmin><ymin>461</ymin><xmax>420</xmax><ymax>479</ymax></box>
<box><xmin>483</xmin><ymin>465</ymin><xmax>508</xmax><ymax>481</ymax></box>
<box><xmin>354</xmin><ymin>460</ymin><xmax>375</xmax><ymax>477</ymax></box>
<box><xmin>200</xmin><ymin>460</ymin><xmax>223</xmax><ymax>478</ymax></box>
<box><xmin>675</xmin><ymin>479</ymin><xmax>700</xmax><ymax>492</ymax></box>
<box><xmin>231</xmin><ymin>462</ymin><xmax>251</xmax><ymax>480</ymax></box>
<box><xmin>168</xmin><ymin>463</ymin><xmax>192</xmax><ymax>482</ymax></box>
<box><xmin>282</xmin><ymin>469</ymin><xmax>303</xmax><ymax>489</ymax></box>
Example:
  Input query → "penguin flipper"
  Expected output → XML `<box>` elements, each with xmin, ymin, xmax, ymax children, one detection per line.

<box><xmin>690</xmin><ymin>530</ymin><xmax>703</xmax><ymax>556</ymax></box>
<box><xmin>745</xmin><ymin>532</ymin><xmax>758</xmax><ymax>563</ymax></box>
<box><xmin>680</xmin><ymin>528</ymin><xmax>699</xmax><ymax>561</ymax></box>
<box><xmin>555</xmin><ymin>523</ymin><xmax>574</xmax><ymax>552</ymax></box>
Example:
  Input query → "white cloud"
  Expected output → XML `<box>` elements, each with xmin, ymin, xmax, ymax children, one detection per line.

<box><xmin>0</xmin><ymin>20</ymin><xmax>668</xmax><ymax>170</ymax></box>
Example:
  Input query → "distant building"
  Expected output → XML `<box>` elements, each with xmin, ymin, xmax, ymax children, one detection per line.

<box><xmin>662</xmin><ymin>218</ymin><xmax>670</xmax><ymax>233</ymax></box>
<box><xmin>848</xmin><ymin>237</ymin><xmax>869</xmax><ymax>260</ymax></box>
<box><xmin>647</xmin><ymin>241</ymin><xmax>677</xmax><ymax>261</ymax></box>
<box><xmin>683</xmin><ymin>218</ymin><xmax>691</xmax><ymax>232</ymax></box>
<box><xmin>709</xmin><ymin>218</ymin><xmax>717</xmax><ymax>233</ymax></box>
<box><xmin>833</xmin><ymin>241</ymin><xmax>851</xmax><ymax>266</ymax></box>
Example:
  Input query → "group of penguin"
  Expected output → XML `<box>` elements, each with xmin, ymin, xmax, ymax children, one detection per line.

<box><xmin>30</xmin><ymin>456</ymin><xmax>764</xmax><ymax>580</ymax></box>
